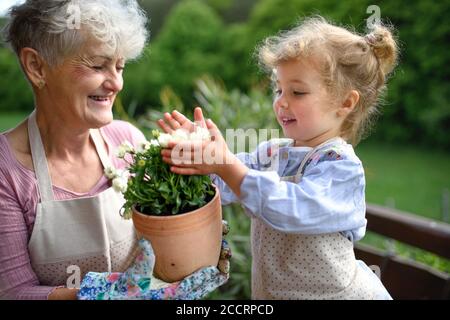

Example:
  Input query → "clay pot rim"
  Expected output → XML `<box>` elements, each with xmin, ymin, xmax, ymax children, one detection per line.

<box><xmin>132</xmin><ymin>184</ymin><xmax>220</xmax><ymax>220</ymax></box>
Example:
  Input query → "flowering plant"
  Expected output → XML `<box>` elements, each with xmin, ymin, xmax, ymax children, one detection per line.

<box><xmin>105</xmin><ymin>127</ymin><xmax>215</xmax><ymax>219</ymax></box>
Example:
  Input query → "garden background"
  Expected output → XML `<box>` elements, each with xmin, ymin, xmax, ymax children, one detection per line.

<box><xmin>0</xmin><ymin>0</ymin><xmax>449</xmax><ymax>299</ymax></box>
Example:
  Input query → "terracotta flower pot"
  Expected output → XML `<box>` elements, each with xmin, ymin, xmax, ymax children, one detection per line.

<box><xmin>132</xmin><ymin>186</ymin><xmax>222</xmax><ymax>283</ymax></box>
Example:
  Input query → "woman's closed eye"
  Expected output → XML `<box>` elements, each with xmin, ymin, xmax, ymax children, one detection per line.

<box><xmin>92</xmin><ymin>65</ymin><xmax>125</xmax><ymax>73</ymax></box>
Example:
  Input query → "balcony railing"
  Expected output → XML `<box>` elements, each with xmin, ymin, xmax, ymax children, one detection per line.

<box><xmin>355</xmin><ymin>203</ymin><xmax>450</xmax><ymax>300</ymax></box>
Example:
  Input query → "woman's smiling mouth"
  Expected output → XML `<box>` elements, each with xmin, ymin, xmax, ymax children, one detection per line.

<box><xmin>88</xmin><ymin>95</ymin><xmax>112</xmax><ymax>106</ymax></box>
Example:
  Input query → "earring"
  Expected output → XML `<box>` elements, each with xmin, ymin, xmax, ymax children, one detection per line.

<box><xmin>37</xmin><ymin>80</ymin><xmax>45</xmax><ymax>89</ymax></box>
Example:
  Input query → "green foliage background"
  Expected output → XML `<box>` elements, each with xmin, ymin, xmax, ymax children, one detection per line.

<box><xmin>1</xmin><ymin>0</ymin><xmax>449</xmax><ymax>148</ymax></box>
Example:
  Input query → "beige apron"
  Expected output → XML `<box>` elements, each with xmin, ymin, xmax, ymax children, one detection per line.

<box><xmin>251</xmin><ymin>137</ymin><xmax>377</xmax><ymax>299</ymax></box>
<box><xmin>27</xmin><ymin>111</ymin><xmax>138</xmax><ymax>287</ymax></box>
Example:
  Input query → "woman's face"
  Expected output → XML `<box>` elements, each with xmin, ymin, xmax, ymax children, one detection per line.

<box><xmin>42</xmin><ymin>39</ymin><xmax>125</xmax><ymax>130</ymax></box>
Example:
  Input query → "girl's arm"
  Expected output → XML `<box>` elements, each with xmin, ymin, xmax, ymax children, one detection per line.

<box><xmin>210</xmin><ymin>149</ymin><xmax>268</xmax><ymax>205</ymax></box>
<box><xmin>161</xmin><ymin>115</ymin><xmax>366</xmax><ymax>240</ymax></box>
<box><xmin>214</xmin><ymin>154</ymin><xmax>249</xmax><ymax>198</ymax></box>
<box><xmin>238</xmin><ymin>157</ymin><xmax>367</xmax><ymax>240</ymax></box>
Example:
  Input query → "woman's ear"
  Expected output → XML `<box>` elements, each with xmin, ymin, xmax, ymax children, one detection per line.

<box><xmin>19</xmin><ymin>47</ymin><xmax>47</xmax><ymax>89</ymax></box>
<box><xmin>338</xmin><ymin>90</ymin><xmax>359</xmax><ymax>117</ymax></box>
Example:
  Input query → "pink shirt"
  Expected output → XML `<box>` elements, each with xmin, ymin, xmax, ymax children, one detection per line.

<box><xmin>0</xmin><ymin>120</ymin><xmax>145</xmax><ymax>299</ymax></box>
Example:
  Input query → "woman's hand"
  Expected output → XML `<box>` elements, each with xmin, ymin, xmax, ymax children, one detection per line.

<box><xmin>143</xmin><ymin>221</ymin><xmax>231</xmax><ymax>300</ymax></box>
<box><xmin>77</xmin><ymin>221</ymin><xmax>231</xmax><ymax>300</ymax></box>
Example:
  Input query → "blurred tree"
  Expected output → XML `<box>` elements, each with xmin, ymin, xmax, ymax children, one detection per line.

<box><xmin>137</xmin><ymin>0</ymin><xmax>240</xmax><ymax>37</ymax></box>
<box><xmin>232</xmin><ymin>0</ymin><xmax>450</xmax><ymax>149</ymax></box>
<box><xmin>119</xmin><ymin>0</ymin><xmax>267</xmax><ymax>130</ymax></box>
<box><xmin>220</xmin><ymin>0</ymin><xmax>259</xmax><ymax>23</ymax></box>
<box><xmin>94</xmin><ymin>0</ymin><xmax>450</xmax><ymax>149</ymax></box>
<box><xmin>201</xmin><ymin>0</ymin><xmax>233</xmax><ymax>12</ymax></box>
<box><xmin>219</xmin><ymin>0</ymin><xmax>371</xmax><ymax>103</ymax></box>
<box><xmin>138</xmin><ymin>0</ymin><xmax>178</xmax><ymax>38</ymax></box>
<box><xmin>370</xmin><ymin>1</ymin><xmax>450</xmax><ymax>148</ymax></box>
<box><xmin>0</xmin><ymin>48</ymin><xmax>34</xmax><ymax>112</ymax></box>
<box><xmin>125</xmin><ymin>0</ymin><xmax>225</xmax><ymax>113</ymax></box>
<box><xmin>0</xmin><ymin>16</ymin><xmax>6</xmax><ymax>31</ymax></box>
<box><xmin>0</xmin><ymin>0</ymin><xmax>448</xmax><ymax>148</ymax></box>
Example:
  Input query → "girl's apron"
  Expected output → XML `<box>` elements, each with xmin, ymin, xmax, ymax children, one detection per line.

<box><xmin>251</xmin><ymin>137</ymin><xmax>382</xmax><ymax>299</ymax></box>
<box><xmin>27</xmin><ymin>111</ymin><xmax>138</xmax><ymax>286</ymax></box>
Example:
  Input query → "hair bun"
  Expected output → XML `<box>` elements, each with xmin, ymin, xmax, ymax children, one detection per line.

<box><xmin>364</xmin><ymin>25</ymin><xmax>398</xmax><ymax>75</ymax></box>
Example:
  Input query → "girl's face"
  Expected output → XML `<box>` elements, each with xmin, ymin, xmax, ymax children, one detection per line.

<box><xmin>273</xmin><ymin>58</ymin><xmax>343</xmax><ymax>147</ymax></box>
<box><xmin>43</xmin><ymin>39</ymin><xmax>125</xmax><ymax>130</ymax></box>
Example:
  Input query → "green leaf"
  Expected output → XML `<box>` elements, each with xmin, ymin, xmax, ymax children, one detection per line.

<box><xmin>158</xmin><ymin>182</ymin><xmax>171</xmax><ymax>194</ymax></box>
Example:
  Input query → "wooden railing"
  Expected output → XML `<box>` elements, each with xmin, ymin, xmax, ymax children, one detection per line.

<box><xmin>354</xmin><ymin>203</ymin><xmax>450</xmax><ymax>300</ymax></box>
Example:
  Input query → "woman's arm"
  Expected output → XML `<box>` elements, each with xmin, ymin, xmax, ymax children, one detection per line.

<box><xmin>0</xmin><ymin>171</ymin><xmax>57</xmax><ymax>299</ymax></box>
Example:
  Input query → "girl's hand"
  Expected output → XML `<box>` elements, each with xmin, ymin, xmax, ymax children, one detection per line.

<box><xmin>161</xmin><ymin>119</ymin><xmax>234</xmax><ymax>177</ymax></box>
<box><xmin>157</xmin><ymin>107</ymin><xmax>206</xmax><ymax>134</ymax></box>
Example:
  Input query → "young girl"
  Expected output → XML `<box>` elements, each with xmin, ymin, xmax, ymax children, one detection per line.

<box><xmin>159</xmin><ymin>16</ymin><xmax>398</xmax><ymax>300</ymax></box>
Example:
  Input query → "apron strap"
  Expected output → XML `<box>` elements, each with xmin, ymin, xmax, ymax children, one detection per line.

<box><xmin>28</xmin><ymin>110</ymin><xmax>55</xmax><ymax>202</ymax></box>
<box><xmin>90</xmin><ymin>128</ymin><xmax>112</xmax><ymax>169</ymax></box>
<box><xmin>293</xmin><ymin>137</ymin><xmax>344</xmax><ymax>183</ymax></box>
<box><xmin>28</xmin><ymin>110</ymin><xmax>112</xmax><ymax>202</ymax></box>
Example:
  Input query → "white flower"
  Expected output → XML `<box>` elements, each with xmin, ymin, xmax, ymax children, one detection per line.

<box><xmin>172</xmin><ymin>129</ymin><xmax>189</xmax><ymax>142</ymax></box>
<box><xmin>136</xmin><ymin>140</ymin><xmax>151</xmax><ymax>153</ymax></box>
<box><xmin>112</xmin><ymin>177</ymin><xmax>128</xmax><ymax>193</ymax></box>
<box><xmin>104</xmin><ymin>166</ymin><xmax>117</xmax><ymax>179</ymax></box>
<box><xmin>154</xmin><ymin>127</ymin><xmax>210</xmax><ymax>148</ymax></box>
<box><xmin>150</xmin><ymin>139</ymin><xmax>159</xmax><ymax>146</ymax></box>
<box><xmin>112</xmin><ymin>169</ymin><xmax>130</xmax><ymax>193</ymax></box>
<box><xmin>116</xmin><ymin>141</ymin><xmax>134</xmax><ymax>158</ymax></box>
<box><xmin>188</xmin><ymin>132</ymin><xmax>202</xmax><ymax>141</ymax></box>
<box><xmin>116</xmin><ymin>169</ymin><xmax>130</xmax><ymax>180</ymax></box>
<box><xmin>122</xmin><ymin>141</ymin><xmax>135</xmax><ymax>152</ymax></box>
<box><xmin>189</xmin><ymin>127</ymin><xmax>211</xmax><ymax>141</ymax></box>
<box><xmin>157</xmin><ymin>133</ymin><xmax>172</xmax><ymax>148</ymax></box>
<box><xmin>115</xmin><ymin>145</ymin><xmax>127</xmax><ymax>159</ymax></box>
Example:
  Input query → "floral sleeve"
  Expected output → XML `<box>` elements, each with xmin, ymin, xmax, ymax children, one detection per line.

<box><xmin>78</xmin><ymin>239</ymin><xmax>228</xmax><ymax>300</ymax></box>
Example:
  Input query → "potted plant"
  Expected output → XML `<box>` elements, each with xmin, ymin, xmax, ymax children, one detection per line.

<box><xmin>105</xmin><ymin>128</ymin><xmax>222</xmax><ymax>283</ymax></box>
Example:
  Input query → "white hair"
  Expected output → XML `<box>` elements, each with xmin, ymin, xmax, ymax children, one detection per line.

<box><xmin>3</xmin><ymin>0</ymin><xmax>148</xmax><ymax>65</ymax></box>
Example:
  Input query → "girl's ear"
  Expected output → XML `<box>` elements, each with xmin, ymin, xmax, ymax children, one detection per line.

<box><xmin>338</xmin><ymin>90</ymin><xmax>359</xmax><ymax>117</ymax></box>
<box><xmin>19</xmin><ymin>47</ymin><xmax>47</xmax><ymax>89</ymax></box>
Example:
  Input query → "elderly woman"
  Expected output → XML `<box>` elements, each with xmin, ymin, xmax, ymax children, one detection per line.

<box><xmin>0</xmin><ymin>0</ymin><xmax>228</xmax><ymax>300</ymax></box>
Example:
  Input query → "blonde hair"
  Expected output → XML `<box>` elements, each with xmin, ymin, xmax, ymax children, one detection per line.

<box><xmin>258</xmin><ymin>16</ymin><xmax>399</xmax><ymax>145</ymax></box>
